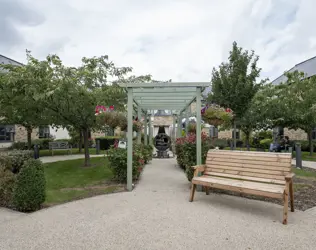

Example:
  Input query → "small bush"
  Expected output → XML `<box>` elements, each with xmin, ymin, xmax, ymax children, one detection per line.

<box><xmin>0</xmin><ymin>166</ymin><xmax>16</xmax><ymax>208</ymax></box>
<box><xmin>260</xmin><ymin>138</ymin><xmax>273</xmax><ymax>149</ymax></box>
<box><xmin>9</xmin><ymin>141</ymin><xmax>27</xmax><ymax>150</ymax></box>
<box><xmin>7</xmin><ymin>150</ymin><xmax>33</xmax><ymax>174</ymax></box>
<box><xmin>107</xmin><ymin>146</ymin><xmax>145</xmax><ymax>183</ymax></box>
<box><xmin>12</xmin><ymin>159</ymin><xmax>46</xmax><ymax>212</ymax></box>
<box><xmin>212</xmin><ymin>139</ymin><xmax>228</xmax><ymax>149</ymax></box>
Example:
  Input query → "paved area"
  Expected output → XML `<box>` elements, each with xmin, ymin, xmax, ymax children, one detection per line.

<box><xmin>1</xmin><ymin>159</ymin><xmax>316</xmax><ymax>249</ymax></box>
<box><xmin>292</xmin><ymin>159</ymin><xmax>316</xmax><ymax>170</ymax></box>
<box><xmin>40</xmin><ymin>154</ymin><xmax>105</xmax><ymax>163</ymax></box>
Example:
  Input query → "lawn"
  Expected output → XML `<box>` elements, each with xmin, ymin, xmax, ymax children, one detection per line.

<box><xmin>39</xmin><ymin>148</ymin><xmax>107</xmax><ymax>157</ymax></box>
<box><xmin>44</xmin><ymin>157</ymin><xmax>123</xmax><ymax>206</ymax></box>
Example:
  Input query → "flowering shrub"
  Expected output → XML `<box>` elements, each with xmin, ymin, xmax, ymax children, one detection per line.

<box><xmin>107</xmin><ymin>143</ymin><xmax>151</xmax><ymax>183</ymax></box>
<box><xmin>175</xmin><ymin>133</ymin><xmax>212</xmax><ymax>181</ymax></box>
<box><xmin>202</xmin><ymin>104</ymin><xmax>233</xmax><ymax>126</ymax></box>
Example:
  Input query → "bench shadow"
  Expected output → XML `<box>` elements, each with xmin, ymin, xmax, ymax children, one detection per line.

<box><xmin>196</xmin><ymin>191</ymin><xmax>284</xmax><ymax>222</ymax></box>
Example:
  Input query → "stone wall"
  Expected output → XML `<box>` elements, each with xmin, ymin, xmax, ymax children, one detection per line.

<box><xmin>14</xmin><ymin>125</ymin><xmax>39</xmax><ymax>142</ymax></box>
<box><xmin>284</xmin><ymin>128</ymin><xmax>307</xmax><ymax>141</ymax></box>
<box><xmin>153</xmin><ymin>116</ymin><xmax>173</xmax><ymax>126</ymax></box>
<box><xmin>218</xmin><ymin>129</ymin><xmax>232</xmax><ymax>139</ymax></box>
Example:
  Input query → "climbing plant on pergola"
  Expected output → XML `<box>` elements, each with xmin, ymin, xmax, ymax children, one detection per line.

<box><xmin>119</xmin><ymin>82</ymin><xmax>209</xmax><ymax>191</ymax></box>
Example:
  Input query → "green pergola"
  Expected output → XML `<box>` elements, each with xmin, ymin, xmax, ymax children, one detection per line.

<box><xmin>119</xmin><ymin>82</ymin><xmax>210</xmax><ymax>191</ymax></box>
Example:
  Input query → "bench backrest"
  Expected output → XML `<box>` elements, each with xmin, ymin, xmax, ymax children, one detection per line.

<box><xmin>49</xmin><ymin>141</ymin><xmax>69</xmax><ymax>149</ymax></box>
<box><xmin>204</xmin><ymin>150</ymin><xmax>292</xmax><ymax>184</ymax></box>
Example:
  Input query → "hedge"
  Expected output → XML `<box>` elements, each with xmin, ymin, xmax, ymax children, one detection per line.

<box><xmin>95</xmin><ymin>136</ymin><xmax>121</xmax><ymax>150</ymax></box>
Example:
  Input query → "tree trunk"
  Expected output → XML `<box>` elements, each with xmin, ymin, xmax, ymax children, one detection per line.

<box><xmin>308</xmin><ymin>129</ymin><xmax>313</xmax><ymax>156</ymax></box>
<box><xmin>79</xmin><ymin>129</ymin><xmax>83</xmax><ymax>153</ymax></box>
<box><xmin>246</xmin><ymin>133</ymin><xmax>250</xmax><ymax>151</ymax></box>
<box><xmin>233</xmin><ymin>120</ymin><xmax>237</xmax><ymax>150</ymax></box>
<box><xmin>83</xmin><ymin>128</ymin><xmax>90</xmax><ymax>167</ymax></box>
<box><xmin>26</xmin><ymin>127</ymin><xmax>32</xmax><ymax>150</ymax></box>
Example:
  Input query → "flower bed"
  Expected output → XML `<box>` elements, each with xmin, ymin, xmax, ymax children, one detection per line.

<box><xmin>175</xmin><ymin>133</ymin><xmax>213</xmax><ymax>181</ymax></box>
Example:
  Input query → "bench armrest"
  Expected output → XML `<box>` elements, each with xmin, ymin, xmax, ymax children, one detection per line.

<box><xmin>191</xmin><ymin>165</ymin><xmax>205</xmax><ymax>178</ymax></box>
<box><xmin>285</xmin><ymin>173</ymin><xmax>295</xmax><ymax>181</ymax></box>
<box><xmin>191</xmin><ymin>165</ymin><xmax>205</xmax><ymax>171</ymax></box>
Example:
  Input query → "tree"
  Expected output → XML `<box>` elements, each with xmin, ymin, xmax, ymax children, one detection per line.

<box><xmin>3</xmin><ymin>52</ymin><xmax>132</xmax><ymax>166</ymax></box>
<box><xmin>209</xmin><ymin>41</ymin><xmax>264</xmax><ymax>149</ymax></box>
<box><xmin>0</xmin><ymin>55</ymin><xmax>51</xmax><ymax>149</ymax></box>
<box><xmin>275</xmin><ymin>71</ymin><xmax>316</xmax><ymax>155</ymax></box>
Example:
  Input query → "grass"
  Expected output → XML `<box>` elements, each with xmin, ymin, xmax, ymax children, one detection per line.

<box><xmin>39</xmin><ymin>148</ymin><xmax>107</xmax><ymax>157</ymax></box>
<box><xmin>44</xmin><ymin>157</ymin><xmax>118</xmax><ymax>206</ymax></box>
<box><xmin>292</xmin><ymin>167</ymin><xmax>316</xmax><ymax>179</ymax></box>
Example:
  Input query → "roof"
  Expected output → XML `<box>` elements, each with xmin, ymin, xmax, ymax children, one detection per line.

<box><xmin>0</xmin><ymin>54</ymin><xmax>23</xmax><ymax>66</ymax></box>
<box><xmin>271</xmin><ymin>56</ymin><xmax>316</xmax><ymax>85</ymax></box>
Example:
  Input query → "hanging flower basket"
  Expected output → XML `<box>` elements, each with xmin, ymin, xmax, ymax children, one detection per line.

<box><xmin>201</xmin><ymin>104</ymin><xmax>233</xmax><ymax>126</ymax></box>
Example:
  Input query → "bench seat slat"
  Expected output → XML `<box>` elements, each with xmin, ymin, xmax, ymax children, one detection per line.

<box><xmin>192</xmin><ymin>176</ymin><xmax>284</xmax><ymax>198</ymax></box>
<box><xmin>204</xmin><ymin>165</ymin><xmax>287</xmax><ymax>175</ymax></box>
<box><xmin>203</xmin><ymin>172</ymin><xmax>286</xmax><ymax>185</ymax></box>
<box><xmin>206</xmin><ymin>158</ymin><xmax>291</xmax><ymax>168</ymax></box>
<box><xmin>205</xmin><ymin>168</ymin><xmax>286</xmax><ymax>180</ymax></box>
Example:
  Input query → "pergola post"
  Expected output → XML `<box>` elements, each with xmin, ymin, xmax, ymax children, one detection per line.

<box><xmin>196</xmin><ymin>87</ymin><xmax>202</xmax><ymax>166</ymax></box>
<box><xmin>144</xmin><ymin>112</ymin><xmax>148</xmax><ymax>145</ymax></box>
<box><xmin>185</xmin><ymin>107</ymin><xmax>189</xmax><ymax>135</ymax></box>
<box><xmin>137</xmin><ymin>106</ymin><xmax>141</xmax><ymax>144</ymax></box>
<box><xmin>127</xmin><ymin>87</ymin><xmax>133</xmax><ymax>191</ymax></box>
<box><xmin>172</xmin><ymin>114</ymin><xmax>176</xmax><ymax>141</ymax></box>
<box><xmin>148</xmin><ymin>113</ymin><xmax>153</xmax><ymax>146</ymax></box>
<box><xmin>177</xmin><ymin>113</ymin><xmax>182</xmax><ymax>138</ymax></box>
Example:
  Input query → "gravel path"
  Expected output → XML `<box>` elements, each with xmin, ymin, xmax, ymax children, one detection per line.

<box><xmin>1</xmin><ymin>158</ymin><xmax>316</xmax><ymax>250</ymax></box>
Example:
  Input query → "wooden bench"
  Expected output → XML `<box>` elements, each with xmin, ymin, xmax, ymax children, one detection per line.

<box><xmin>189</xmin><ymin>150</ymin><xmax>295</xmax><ymax>224</ymax></box>
<box><xmin>48</xmin><ymin>141</ymin><xmax>72</xmax><ymax>156</ymax></box>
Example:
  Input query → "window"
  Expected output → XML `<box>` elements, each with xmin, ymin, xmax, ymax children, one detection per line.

<box><xmin>313</xmin><ymin>128</ymin><xmax>316</xmax><ymax>140</ymax></box>
<box><xmin>232</xmin><ymin>129</ymin><xmax>240</xmax><ymax>140</ymax></box>
<box><xmin>0</xmin><ymin>125</ymin><xmax>14</xmax><ymax>142</ymax></box>
<box><xmin>39</xmin><ymin>126</ymin><xmax>50</xmax><ymax>138</ymax></box>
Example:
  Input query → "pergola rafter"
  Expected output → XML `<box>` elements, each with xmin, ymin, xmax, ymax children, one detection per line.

<box><xmin>119</xmin><ymin>81</ymin><xmax>209</xmax><ymax>191</ymax></box>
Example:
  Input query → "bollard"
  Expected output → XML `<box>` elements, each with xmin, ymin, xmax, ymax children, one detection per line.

<box><xmin>230</xmin><ymin>141</ymin><xmax>233</xmax><ymax>150</ymax></box>
<box><xmin>34</xmin><ymin>144</ymin><xmax>39</xmax><ymax>159</ymax></box>
<box><xmin>295</xmin><ymin>143</ymin><xmax>302</xmax><ymax>169</ymax></box>
<box><xmin>96</xmin><ymin>140</ymin><xmax>100</xmax><ymax>155</ymax></box>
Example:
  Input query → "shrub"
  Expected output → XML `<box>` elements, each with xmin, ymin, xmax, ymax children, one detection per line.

<box><xmin>260</xmin><ymin>138</ymin><xmax>273</xmax><ymax>149</ymax></box>
<box><xmin>12</xmin><ymin>159</ymin><xmax>46</xmax><ymax>212</ymax></box>
<box><xmin>176</xmin><ymin>133</ymin><xmax>212</xmax><ymax>181</ymax></box>
<box><xmin>9</xmin><ymin>141</ymin><xmax>28</xmax><ymax>150</ymax></box>
<box><xmin>0</xmin><ymin>166</ymin><xmax>16</xmax><ymax>208</ymax></box>
<box><xmin>7</xmin><ymin>150</ymin><xmax>33</xmax><ymax>174</ymax></box>
<box><xmin>212</xmin><ymin>138</ymin><xmax>228</xmax><ymax>149</ymax></box>
<box><xmin>107</xmin><ymin>146</ymin><xmax>146</xmax><ymax>183</ymax></box>
<box><xmin>32</xmin><ymin>138</ymin><xmax>54</xmax><ymax>149</ymax></box>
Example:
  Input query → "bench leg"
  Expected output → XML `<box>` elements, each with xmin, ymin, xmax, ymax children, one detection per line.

<box><xmin>283</xmin><ymin>183</ymin><xmax>289</xmax><ymax>225</ymax></box>
<box><xmin>205</xmin><ymin>186</ymin><xmax>210</xmax><ymax>195</ymax></box>
<box><xmin>189</xmin><ymin>184</ymin><xmax>196</xmax><ymax>202</ymax></box>
<box><xmin>289</xmin><ymin>180</ymin><xmax>294</xmax><ymax>212</ymax></box>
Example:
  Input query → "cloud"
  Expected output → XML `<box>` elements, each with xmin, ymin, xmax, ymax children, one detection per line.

<box><xmin>0</xmin><ymin>0</ymin><xmax>45</xmax><ymax>52</ymax></box>
<box><xmin>2</xmin><ymin>0</ymin><xmax>316</xmax><ymax>82</ymax></box>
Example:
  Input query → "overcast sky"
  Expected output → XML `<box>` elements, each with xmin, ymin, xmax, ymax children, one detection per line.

<box><xmin>1</xmin><ymin>0</ymin><xmax>315</xmax><ymax>82</ymax></box>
